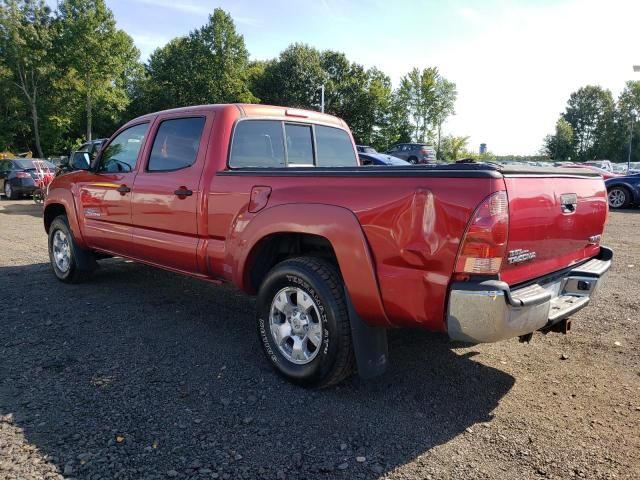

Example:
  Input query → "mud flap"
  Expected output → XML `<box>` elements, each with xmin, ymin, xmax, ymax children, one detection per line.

<box><xmin>344</xmin><ymin>289</ymin><xmax>388</xmax><ymax>379</ymax></box>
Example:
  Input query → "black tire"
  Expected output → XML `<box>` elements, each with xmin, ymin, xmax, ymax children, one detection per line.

<box><xmin>4</xmin><ymin>181</ymin><xmax>17</xmax><ymax>200</ymax></box>
<box><xmin>408</xmin><ymin>156</ymin><xmax>418</xmax><ymax>164</ymax></box>
<box><xmin>256</xmin><ymin>257</ymin><xmax>354</xmax><ymax>388</ymax></box>
<box><xmin>48</xmin><ymin>215</ymin><xmax>97</xmax><ymax>283</ymax></box>
<box><xmin>607</xmin><ymin>186</ymin><xmax>631</xmax><ymax>209</ymax></box>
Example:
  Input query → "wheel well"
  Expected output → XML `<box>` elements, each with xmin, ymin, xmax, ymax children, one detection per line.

<box><xmin>245</xmin><ymin>233</ymin><xmax>340</xmax><ymax>294</ymax></box>
<box><xmin>44</xmin><ymin>204</ymin><xmax>67</xmax><ymax>233</ymax></box>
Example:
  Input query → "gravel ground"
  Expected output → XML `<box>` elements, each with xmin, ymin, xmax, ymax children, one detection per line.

<box><xmin>0</xmin><ymin>199</ymin><xmax>638</xmax><ymax>480</ymax></box>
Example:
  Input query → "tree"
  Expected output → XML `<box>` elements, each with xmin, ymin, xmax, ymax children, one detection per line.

<box><xmin>439</xmin><ymin>135</ymin><xmax>469</xmax><ymax>161</ymax></box>
<box><xmin>253</xmin><ymin>43</ymin><xmax>326</xmax><ymax>109</ymax></box>
<box><xmin>187</xmin><ymin>8</ymin><xmax>255</xmax><ymax>104</ymax></box>
<box><xmin>563</xmin><ymin>85</ymin><xmax>615</xmax><ymax>161</ymax></box>
<box><xmin>397</xmin><ymin>67</ymin><xmax>438</xmax><ymax>142</ymax></box>
<box><xmin>55</xmin><ymin>0</ymin><xmax>140</xmax><ymax>140</ymax></box>
<box><xmin>0</xmin><ymin>0</ymin><xmax>53</xmax><ymax>157</ymax></box>
<box><xmin>137</xmin><ymin>8</ymin><xmax>255</xmax><ymax>114</ymax></box>
<box><xmin>543</xmin><ymin>117</ymin><xmax>574</xmax><ymax>160</ymax></box>
<box><xmin>396</xmin><ymin>67</ymin><xmax>456</xmax><ymax>148</ymax></box>
<box><xmin>613</xmin><ymin>81</ymin><xmax>640</xmax><ymax>163</ymax></box>
<box><xmin>432</xmin><ymin>77</ymin><xmax>457</xmax><ymax>158</ymax></box>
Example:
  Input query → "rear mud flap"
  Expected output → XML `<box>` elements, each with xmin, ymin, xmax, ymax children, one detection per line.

<box><xmin>344</xmin><ymin>289</ymin><xmax>388</xmax><ymax>379</ymax></box>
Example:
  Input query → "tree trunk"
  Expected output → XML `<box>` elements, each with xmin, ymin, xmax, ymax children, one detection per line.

<box><xmin>30</xmin><ymin>101</ymin><xmax>44</xmax><ymax>158</ymax></box>
<box><xmin>86</xmin><ymin>93</ymin><xmax>92</xmax><ymax>141</ymax></box>
<box><xmin>436</xmin><ymin>121</ymin><xmax>442</xmax><ymax>159</ymax></box>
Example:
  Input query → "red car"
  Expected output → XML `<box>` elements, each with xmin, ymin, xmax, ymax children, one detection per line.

<box><xmin>43</xmin><ymin>104</ymin><xmax>612</xmax><ymax>387</ymax></box>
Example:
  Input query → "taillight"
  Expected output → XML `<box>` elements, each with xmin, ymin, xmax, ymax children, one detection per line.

<box><xmin>455</xmin><ymin>191</ymin><xmax>509</xmax><ymax>275</ymax></box>
<box><xmin>16</xmin><ymin>171</ymin><xmax>30</xmax><ymax>178</ymax></box>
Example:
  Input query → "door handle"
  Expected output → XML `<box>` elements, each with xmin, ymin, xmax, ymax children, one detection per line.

<box><xmin>117</xmin><ymin>185</ymin><xmax>131</xmax><ymax>195</ymax></box>
<box><xmin>174</xmin><ymin>188</ymin><xmax>193</xmax><ymax>197</ymax></box>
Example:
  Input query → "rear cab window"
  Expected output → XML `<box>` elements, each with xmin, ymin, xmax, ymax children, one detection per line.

<box><xmin>229</xmin><ymin>120</ymin><xmax>357</xmax><ymax>168</ymax></box>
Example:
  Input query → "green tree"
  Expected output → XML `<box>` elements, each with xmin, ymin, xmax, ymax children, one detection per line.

<box><xmin>563</xmin><ymin>85</ymin><xmax>615</xmax><ymax>161</ymax></box>
<box><xmin>543</xmin><ymin>117</ymin><xmax>574</xmax><ymax>160</ymax></box>
<box><xmin>432</xmin><ymin>77</ymin><xmax>457</xmax><ymax>159</ymax></box>
<box><xmin>0</xmin><ymin>0</ymin><xmax>53</xmax><ymax>157</ymax></box>
<box><xmin>439</xmin><ymin>135</ymin><xmax>469</xmax><ymax>162</ymax></box>
<box><xmin>613</xmin><ymin>80</ymin><xmax>640</xmax><ymax>163</ymax></box>
<box><xmin>397</xmin><ymin>67</ymin><xmax>438</xmax><ymax>142</ymax></box>
<box><xmin>55</xmin><ymin>0</ymin><xmax>140</xmax><ymax>141</ymax></box>
<box><xmin>253</xmin><ymin>43</ymin><xmax>325</xmax><ymax>108</ymax></box>
<box><xmin>138</xmin><ymin>8</ymin><xmax>255</xmax><ymax>114</ymax></box>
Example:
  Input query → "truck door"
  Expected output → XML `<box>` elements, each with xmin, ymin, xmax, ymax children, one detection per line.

<box><xmin>77</xmin><ymin>122</ymin><xmax>150</xmax><ymax>254</ymax></box>
<box><xmin>130</xmin><ymin>114</ymin><xmax>212</xmax><ymax>273</ymax></box>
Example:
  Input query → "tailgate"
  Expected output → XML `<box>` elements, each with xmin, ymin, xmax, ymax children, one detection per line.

<box><xmin>500</xmin><ymin>171</ymin><xmax>608</xmax><ymax>286</ymax></box>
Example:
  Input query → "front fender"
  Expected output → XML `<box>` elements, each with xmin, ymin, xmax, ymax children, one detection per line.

<box><xmin>44</xmin><ymin>187</ymin><xmax>87</xmax><ymax>249</ymax></box>
<box><xmin>230</xmin><ymin>203</ymin><xmax>390</xmax><ymax>327</ymax></box>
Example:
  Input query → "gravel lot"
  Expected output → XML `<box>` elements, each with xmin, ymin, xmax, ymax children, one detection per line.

<box><xmin>0</xmin><ymin>199</ymin><xmax>638</xmax><ymax>480</ymax></box>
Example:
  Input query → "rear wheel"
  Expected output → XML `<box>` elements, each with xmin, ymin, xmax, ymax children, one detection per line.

<box><xmin>48</xmin><ymin>215</ymin><xmax>97</xmax><ymax>283</ymax></box>
<box><xmin>607</xmin><ymin>186</ymin><xmax>631</xmax><ymax>209</ymax></box>
<box><xmin>256</xmin><ymin>257</ymin><xmax>354</xmax><ymax>388</ymax></box>
<box><xmin>4</xmin><ymin>182</ymin><xmax>17</xmax><ymax>200</ymax></box>
<box><xmin>408</xmin><ymin>156</ymin><xmax>418</xmax><ymax>164</ymax></box>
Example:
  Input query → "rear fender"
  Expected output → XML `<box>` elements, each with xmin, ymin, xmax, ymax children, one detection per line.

<box><xmin>231</xmin><ymin>203</ymin><xmax>390</xmax><ymax>327</ymax></box>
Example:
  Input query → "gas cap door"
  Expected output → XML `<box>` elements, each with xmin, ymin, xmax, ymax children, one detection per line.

<box><xmin>248</xmin><ymin>185</ymin><xmax>272</xmax><ymax>213</ymax></box>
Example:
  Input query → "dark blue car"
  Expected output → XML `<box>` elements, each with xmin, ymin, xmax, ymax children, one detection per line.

<box><xmin>359</xmin><ymin>152</ymin><xmax>411</xmax><ymax>166</ymax></box>
<box><xmin>605</xmin><ymin>174</ymin><xmax>640</xmax><ymax>209</ymax></box>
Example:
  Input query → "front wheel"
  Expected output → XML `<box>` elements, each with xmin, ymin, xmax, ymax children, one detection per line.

<box><xmin>256</xmin><ymin>257</ymin><xmax>354</xmax><ymax>388</ymax></box>
<box><xmin>48</xmin><ymin>215</ymin><xmax>97</xmax><ymax>283</ymax></box>
<box><xmin>607</xmin><ymin>187</ymin><xmax>630</xmax><ymax>209</ymax></box>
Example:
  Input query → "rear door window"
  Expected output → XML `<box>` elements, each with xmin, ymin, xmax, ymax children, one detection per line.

<box><xmin>285</xmin><ymin>124</ymin><xmax>314</xmax><ymax>166</ymax></box>
<box><xmin>315</xmin><ymin>125</ymin><xmax>357</xmax><ymax>166</ymax></box>
<box><xmin>148</xmin><ymin>117</ymin><xmax>206</xmax><ymax>172</ymax></box>
<box><xmin>229</xmin><ymin>120</ymin><xmax>285</xmax><ymax>168</ymax></box>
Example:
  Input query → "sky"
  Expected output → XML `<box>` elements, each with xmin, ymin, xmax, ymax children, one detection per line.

<box><xmin>51</xmin><ymin>0</ymin><xmax>640</xmax><ymax>155</ymax></box>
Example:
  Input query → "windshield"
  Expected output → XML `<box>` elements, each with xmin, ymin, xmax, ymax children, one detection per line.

<box><xmin>14</xmin><ymin>159</ymin><xmax>55</xmax><ymax>169</ymax></box>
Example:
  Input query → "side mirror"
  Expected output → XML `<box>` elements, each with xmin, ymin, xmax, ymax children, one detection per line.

<box><xmin>71</xmin><ymin>152</ymin><xmax>90</xmax><ymax>170</ymax></box>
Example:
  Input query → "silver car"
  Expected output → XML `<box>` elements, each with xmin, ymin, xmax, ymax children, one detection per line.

<box><xmin>385</xmin><ymin>143</ymin><xmax>436</xmax><ymax>164</ymax></box>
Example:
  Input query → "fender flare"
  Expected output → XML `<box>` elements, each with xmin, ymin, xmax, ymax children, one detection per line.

<box><xmin>43</xmin><ymin>188</ymin><xmax>87</xmax><ymax>249</ymax></box>
<box><xmin>230</xmin><ymin>203</ymin><xmax>390</xmax><ymax>327</ymax></box>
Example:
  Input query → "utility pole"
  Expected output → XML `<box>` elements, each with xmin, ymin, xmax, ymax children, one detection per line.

<box><xmin>320</xmin><ymin>85</ymin><xmax>325</xmax><ymax>113</ymax></box>
<box><xmin>628</xmin><ymin>115</ymin><xmax>634</xmax><ymax>172</ymax></box>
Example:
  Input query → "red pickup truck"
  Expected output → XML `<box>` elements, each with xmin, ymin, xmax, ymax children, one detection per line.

<box><xmin>43</xmin><ymin>104</ymin><xmax>612</xmax><ymax>387</ymax></box>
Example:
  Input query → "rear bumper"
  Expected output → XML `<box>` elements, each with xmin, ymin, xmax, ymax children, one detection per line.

<box><xmin>446</xmin><ymin>246</ymin><xmax>612</xmax><ymax>343</ymax></box>
<box><xmin>11</xmin><ymin>178</ymin><xmax>36</xmax><ymax>194</ymax></box>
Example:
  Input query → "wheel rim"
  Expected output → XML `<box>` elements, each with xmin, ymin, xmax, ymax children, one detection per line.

<box><xmin>269</xmin><ymin>287</ymin><xmax>323</xmax><ymax>365</ymax></box>
<box><xmin>5</xmin><ymin>183</ymin><xmax>11</xmax><ymax>197</ymax></box>
<box><xmin>608</xmin><ymin>189</ymin><xmax>626</xmax><ymax>208</ymax></box>
<box><xmin>52</xmin><ymin>229</ymin><xmax>71</xmax><ymax>273</ymax></box>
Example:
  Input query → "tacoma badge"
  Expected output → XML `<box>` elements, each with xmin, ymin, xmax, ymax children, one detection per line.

<box><xmin>507</xmin><ymin>249</ymin><xmax>537</xmax><ymax>264</ymax></box>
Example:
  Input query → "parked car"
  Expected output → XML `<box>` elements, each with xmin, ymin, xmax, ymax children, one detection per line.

<box><xmin>356</xmin><ymin>145</ymin><xmax>377</xmax><ymax>153</ymax></box>
<box><xmin>359</xmin><ymin>152</ymin><xmax>411</xmax><ymax>166</ymax></box>
<box><xmin>584</xmin><ymin>160</ymin><xmax>613</xmax><ymax>172</ymax></box>
<box><xmin>605</xmin><ymin>174</ymin><xmax>640</xmax><ymax>209</ymax></box>
<box><xmin>565</xmin><ymin>164</ymin><xmax>619</xmax><ymax>180</ymax></box>
<box><xmin>385</xmin><ymin>143</ymin><xmax>437</xmax><ymax>164</ymax></box>
<box><xmin>0</xmin><ymin>158</ymin><xmax>56</xmax><ymax>199</ymax></box>
<box><xmin>43</xmin><ymin>104</ymin><xmax>612</xmax><ymax>388</ymax></box>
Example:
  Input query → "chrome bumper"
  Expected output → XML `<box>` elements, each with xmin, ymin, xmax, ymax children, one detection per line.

<box><xmin>447</xmin><ymin>247</ymin><xmax>612</xmax><ymax>343</ymax></box>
